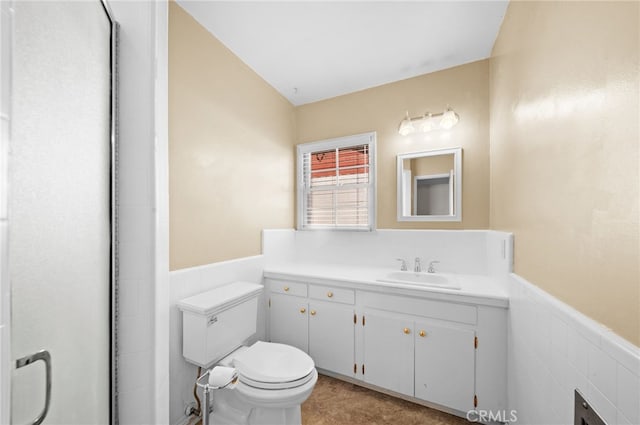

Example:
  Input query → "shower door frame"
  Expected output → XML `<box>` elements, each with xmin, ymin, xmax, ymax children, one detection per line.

<box><xmin>102</xmin><ymin>0</ymin><xmax>120</xmax><ymax>423</ymax></box>
<box><xmin>0</xmin><ymin>0</ymin><xmax>120</xmax><ymax>423</ymax></box>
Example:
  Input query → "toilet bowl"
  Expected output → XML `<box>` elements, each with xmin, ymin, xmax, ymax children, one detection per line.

<box><xmin>177</xmin><ymin>282</ymin><xmax>318</xmax><ymax>425</ymax></box>
<box><xmin>210</xmin><ymin>341</ymin><xmax>318</xmax><ymax>424</ymax></box>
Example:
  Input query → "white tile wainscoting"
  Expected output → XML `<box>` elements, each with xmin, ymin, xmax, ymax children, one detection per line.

<box><xmin>263</xmin><ymin>229</ymin><xmax>514</xmax><ymax>279</ymax></box>
<box><xmin>508</xmin><ymin>274</ymin><xmax>640</xmax><ymax>425</ymax></box>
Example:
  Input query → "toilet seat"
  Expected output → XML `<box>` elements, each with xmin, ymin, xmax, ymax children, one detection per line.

<box><xmin>239</xmin><ymin>370</ymin><xmax>316</xmax><ymax>390</ymax></box>
<box><xmin>232</xmin><ymin>341</ymin><xmax>315</xmax><ymax>390</ymax></box>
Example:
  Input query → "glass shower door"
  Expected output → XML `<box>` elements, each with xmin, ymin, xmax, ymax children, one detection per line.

<box><xmin>10</xmin><ymin>1</ymin><xmax>112</xmax><ymax>423</ymax></box>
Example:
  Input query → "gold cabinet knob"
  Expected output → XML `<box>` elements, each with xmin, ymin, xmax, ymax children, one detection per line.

<box><xmin>403</xmin><ymin>328</ymin><xmax>410</xmax><ymax>335</ymax></box>
<box><xmin>310</xmin><ymin>310</ymin><xmax>316</xmax><ymax>316</ymax></box>
<box><xmin>283</xmin><ymin>286</ymin><xmax>289</xmax><ymax>292</ymax></box>
<box><xmin>419</xmin><ymin>330</ymin><xmax>426</xmax><ymax>337</ymax></box>
<box><xmin>300</xmin><ymin>308</ymin><xmax>306</xmax><ymax>314</ymax></box>
<box><xmin>327</xmin><ymin>291</ymin><xmax>333</xmax><ymax>298</ymax></box>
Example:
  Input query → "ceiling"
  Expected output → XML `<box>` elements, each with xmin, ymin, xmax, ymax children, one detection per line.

<box><xmin>176</xmin><ymin>1</ymin><xmax>509</xmax><ymax>106</ymax></box>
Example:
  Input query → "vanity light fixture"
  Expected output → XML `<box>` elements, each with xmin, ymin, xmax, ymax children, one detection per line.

<box><xmin>398</xmin><ymin>107</ymin><xmax>460</xmax><ymax>135</ymax></box>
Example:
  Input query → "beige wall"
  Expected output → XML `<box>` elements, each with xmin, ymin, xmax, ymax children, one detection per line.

<box><xmin>411</xmin><ymin>154</ymin><xmax>454</xmax><ymax>176</ymax></box>
<box><xmin>296</xmin><ymin>60</ymin><xmax>490</xmax><ymax>229</ymax></box>
<box><xmin>169</xmin><ymin>2</ymin><xmax>296</xmax><ymax>270</ymax></box>
<box><xmin>490</xmin><ymin>1</ymin><xmax>639</xmax><ymax>344</ymax></box>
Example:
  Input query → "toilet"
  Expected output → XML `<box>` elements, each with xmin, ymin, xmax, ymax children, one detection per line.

<box><xmin>178</xmin><ymin>281</ymin><xmax>318</xmax><ymax>425</ymax></box>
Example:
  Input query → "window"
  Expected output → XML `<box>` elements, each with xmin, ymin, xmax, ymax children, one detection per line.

<box><xmin>297</xmin><ymin>132</ymin><xmax>376</xmax><ymax>230</ymax></box>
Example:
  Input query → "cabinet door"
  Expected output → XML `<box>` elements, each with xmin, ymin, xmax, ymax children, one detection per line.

<box><xmin>269</xmin><ymin>293</ymin><xmax>308</xmax><ymax>352</ymax></box>
<box><xmin>415</xmin><ymin>321</ymin><xmax>475</xmax><ymax>411</ymax></box>
<box><xmin>363</xmin><ymin>311</ymin><xmax>414</xmax><ymax>396</ymax></box>
<box><xmin>308</xmin><ymin>301</ymin><xmax>354</xmax><ymax>377</ymax></box>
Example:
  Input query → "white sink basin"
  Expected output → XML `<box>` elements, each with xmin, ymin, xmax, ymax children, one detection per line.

<box><xmin>377</xmin><ymin>271</ymin><xmax>461</xmax><ymax>290</ymax></box>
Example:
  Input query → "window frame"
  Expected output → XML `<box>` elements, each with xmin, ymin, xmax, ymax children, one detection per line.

<box><xmin>296</xmin><ymin>132</ymin><xmax>377</xmax><ymax>231</ymax></box>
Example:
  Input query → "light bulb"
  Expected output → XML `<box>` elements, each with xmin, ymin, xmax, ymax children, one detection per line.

<box><xmin>420</xmin><ymin>114</ymin><xmax>434</xmax><ymax>132</ymax></box>
<box><xmin>440</xmin><ymin>109</ymin><xmax>459</xmax><ymax>130</ymax></box>
<box><xmin>398</xmin><ymin>117</ymin><xmax>415</xmax><ymax>136</ymax></box>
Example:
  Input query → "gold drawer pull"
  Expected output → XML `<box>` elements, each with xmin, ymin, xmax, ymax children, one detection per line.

<box><xmin>300</xmin><ymin>308</ymin><xmax>306</xmax><ymax>314</ymax></box>
<box><xmin>327</xmin><ymin>291</ymin><xmax>334</xmax><ymax>298</ymax></box>
<box><xmin>283</xmin><ymin>286</ymin><xmax>289</xmax><ymax>292</ymax></box>
<box><xmin>403</xmin><ymin>328</ymin><xmax>410</xmax><ymax>335</ymax></box>
<box><xmin>310</xmin><ymin>310</ymin><xmax>316</xmax><ymax>316</ymax></box>
<box><xmin>419</xmin><ymin>330</ymin><xmax>426</xmax><ymax>337</ymax></box>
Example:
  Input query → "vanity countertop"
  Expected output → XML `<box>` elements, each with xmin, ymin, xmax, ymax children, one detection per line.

<box><xmin>263</xmin><ymin>263</ymin><xmax>509</xmax><ymax>308</ymax></box>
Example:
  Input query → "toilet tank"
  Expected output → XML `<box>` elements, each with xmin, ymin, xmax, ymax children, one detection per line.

<box><xmin>177</xmin><ymin>281</ymin><xmax>263</xmax><ymax>368</ymax></box>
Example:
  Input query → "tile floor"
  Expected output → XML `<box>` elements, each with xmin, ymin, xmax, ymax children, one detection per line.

<box><xmin>302</xmin><ymin>374</ymin><xmax>469</xmax><ymax>425</ymax></box>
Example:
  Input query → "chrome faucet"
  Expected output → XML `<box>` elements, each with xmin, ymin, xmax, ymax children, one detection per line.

<box><xmin>396</xmin><ymin>258</ymin><xmax>408</xmax><ymax>271</ymax></box>
<box><xmin>414</xmin><ymin>257</ymin><xmax>421</xmax><ymax>272</ymax></box>
<box><xmin>427</xmin><ymin>260</ymin><xmax>440</xmax><ymax>273</ymax></box>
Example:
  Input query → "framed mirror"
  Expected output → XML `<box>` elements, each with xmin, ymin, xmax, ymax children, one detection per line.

<box><xmin>397</xmin><ymin>147</ymin><xmax>462</xmax><ymax>222</ymax></box>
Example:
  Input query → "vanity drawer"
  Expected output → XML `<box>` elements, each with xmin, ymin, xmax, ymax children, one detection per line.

<box><xmin>361</xmin><ymin>292</ymin><xmax>477</xmax><ymax>325</ymax></box>
<box><xmin>309</xmin><ymin>285</ymin><xmax>355</xmax><ymax>305</ymax></box>
<box><xmin>270</xmin><ymin>280</ymin><xmax>307</xmax><ymax>297</ymax></box>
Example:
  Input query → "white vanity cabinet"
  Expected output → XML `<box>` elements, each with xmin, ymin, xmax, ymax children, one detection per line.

<box><xmin>362</xmin><ymin>311</ymin><xmax>414</xmax><ymax>396</ymax></box>
<box><xmin>414</xmin><ymin>320</ymin><xmax>475</xmax><ymax>411</ymax></box>
<box><xmin>269</xmin><ymin>292</ymin><xmax>309</xmax><ymax>352</ymax></box>
<box><xmin>265</xmin><ymin>274</ymin><xmax>507</xmax><ymax>418</ymax></box>
<box><xmin>361</xmin><ymin>311</ymin><xmax>476</xmax><ymax>411</ymax></box>
<box><xmin>359</xmin><ymin>291</ymin><xmax>481</xmax><ymax>413</ymax></box>
<box><xmin>267</xmin><ymin>279</ymin><xmax>356</xmax><ymax>377</ymax></box>
<box><xmin>308</xmin><ymin>300</ymin><xmax>354</xmax><ymax>376</ymax></box>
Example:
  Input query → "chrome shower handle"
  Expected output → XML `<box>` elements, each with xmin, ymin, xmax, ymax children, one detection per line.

<box><xmin>16</xmin><ymin>350</ymin><xmax>52</xmax><ymax>425</ymax></box>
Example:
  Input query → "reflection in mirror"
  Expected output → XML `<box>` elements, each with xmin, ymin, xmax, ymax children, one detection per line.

<box><xmin>397</xmin><ymin>148</ymin><xmax>462</xmax><ymax>222</ymax></box>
